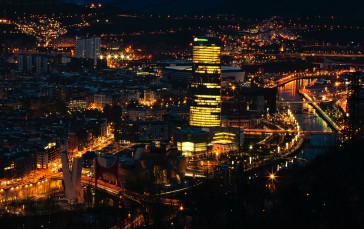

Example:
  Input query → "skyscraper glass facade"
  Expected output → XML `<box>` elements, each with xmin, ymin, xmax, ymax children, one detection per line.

<box><xmin>189</xmin><ymin>37</ymin><xmax>222</xmax><ymax>127</ymax></box>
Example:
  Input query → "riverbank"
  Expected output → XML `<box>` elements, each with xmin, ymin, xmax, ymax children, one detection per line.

<box><xmin>245</xmin><ymin>134</ymin><xmax>305</xmax><ymax>173</ymax></box>
<box><xmin>298</xmin><ymin>89</ymin><xmax>342</xmax><ymax>132</ymax></box>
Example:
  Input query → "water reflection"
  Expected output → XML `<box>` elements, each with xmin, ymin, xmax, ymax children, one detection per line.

<box><xmin>278</xmin><ymin>79</ymin><xmax>336</xmax><ymax>168</ymax></box>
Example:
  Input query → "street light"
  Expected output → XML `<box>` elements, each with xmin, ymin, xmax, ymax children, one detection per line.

<box><xmin>335</xmin><ymin>81</ymin><xmax>340</xmax><ymax>98</ymax></box>
<box><xmin>269</xmin><ymin>173</ymin><xmax>276</xmax><ymax>180</ymax></box>
<box><xmin>266</xmin><ymin>170</ymin><xmax>278</xmax><ymax>192</ymax></box>
<box><xmin>267</xmin><ymin>171</ymin><xmax>277</xmax><ymax>182</ymax></box>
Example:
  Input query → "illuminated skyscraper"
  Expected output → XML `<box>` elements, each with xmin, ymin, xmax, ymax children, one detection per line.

<box><xmin>189</xmin><ymin>37</ymin><xmax>222</xmax><ymax>127</ymax></box>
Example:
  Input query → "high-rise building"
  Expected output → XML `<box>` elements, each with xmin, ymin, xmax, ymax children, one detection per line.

<box><xmin>75</xmin><ymin>37</ymin><xmax>101</xmax><ymax>66</ymax></box>
<box><xmin>189</xmin><ymin>37</ymin><xmax>222</xmax><ymax>127</ymax></box>
<box><xmin>18</xmin><ymin>54</ymin><xmax>50</xmax><ymax>74</ymax></box>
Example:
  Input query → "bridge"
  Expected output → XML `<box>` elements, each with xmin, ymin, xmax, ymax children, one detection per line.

<box><xmin>277</xmin><ymin>100</ymin><xmax>330</xmax><ymax>104</ymax></box>
<box><xmin>51</xmin><ymin>175</ymin><xmax>181</xmax><ymax>206</ymax></box>
<box><xmin>272</xmin><ymin>72</ymin><xmax>335</xmax><ymax>88</ymax></box>
<box><xmin>81</xmin><ymin>176</ymin><xmax>181</xmax><ymax>206</ymax></box>
<box><xmin>264</xmin><ymin>69</ymin><xmax>351</xmax><ymax>88</ymax></box>
<box><xmin>251</xmin><ymin>53</ymin><xmax>364</xmax><ymax>58</ymax></box>
<box><xmin>244</xmin><ymin>129</ymin><xmax>336</xmax><ymax>135</ymax></box>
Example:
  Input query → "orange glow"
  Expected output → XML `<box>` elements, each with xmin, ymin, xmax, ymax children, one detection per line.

<box><xmin>268</xmin><ymin>171</ymin><xmax>277</xmax><ymax>181</ymax></box>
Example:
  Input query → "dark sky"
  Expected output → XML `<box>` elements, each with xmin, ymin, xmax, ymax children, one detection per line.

<box><xmin>61</xmin><ymin>0</ymin><xmax>364</xmax><ymax>18</ymax></box>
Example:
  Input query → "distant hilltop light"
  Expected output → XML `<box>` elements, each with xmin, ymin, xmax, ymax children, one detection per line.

<box><xmin>194</xmin><ymin>37</ymin><xmax>209</xmax><ymax>42</ymax></box>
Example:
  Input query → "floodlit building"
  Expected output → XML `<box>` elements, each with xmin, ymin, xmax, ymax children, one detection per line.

<box><xmin>174</xmin><ymin>128</ymin><xmax>209</xmax><ymax>157</ymax></box>
<box><xmin>189</xmin><ymin>37</ymin><xmax>222</xmax><ymax>127</ymax></box>
<box><xmin>208</xmin><ymin>127</ymin><xmax>244</xmax><ymax>155</ymax></box>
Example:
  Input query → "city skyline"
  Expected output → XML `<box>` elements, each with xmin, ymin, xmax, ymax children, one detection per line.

<box><xmin>0</xmin><ymin>1</ymin><xmax>363</xmax><ymax>228</ymax></box>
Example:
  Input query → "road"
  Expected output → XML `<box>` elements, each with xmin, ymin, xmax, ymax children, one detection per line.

<box><xmin>80</xmin><ymin>176</ymin><xmax>181</xmax><ymax>206</ymax></box>
<box><xmin>299</xmin><ymin>89</ymin><xmax>343</xmax><ymax>132</ymax></box>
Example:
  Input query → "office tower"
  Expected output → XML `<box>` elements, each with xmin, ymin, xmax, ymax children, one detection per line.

<box><xmin>189</xmin><ymin>37</ymin><xmax>222</xmax><ymax>127</ymax></box>
<box><xmin>75</xmin><ymin>37</ymin><xmax>101</xmax><ymax>65</ymax></box>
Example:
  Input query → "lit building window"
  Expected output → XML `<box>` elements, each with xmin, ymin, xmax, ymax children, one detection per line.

<box><xmin>190</xmin><ymin>37</ymin><xmax>222</xmax><ymax>127</ymax></box>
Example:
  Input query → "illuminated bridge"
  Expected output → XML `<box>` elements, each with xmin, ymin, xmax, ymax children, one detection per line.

<box><xmin>244</xmin><ymin>129</ymin><xmax>336</xmax><ymax>135</ymax></box>
<box><xmin>276</xmin><ymin>100</ymin><xmax>330</xmax><ymax>104</ymax></box>
<box><xmin>81</xmin><ymin>176</ymin><xmax>181</xmax><ymax>206</ymax></box>
<box><xmin>265</xmin><ymin>69</ymin><xmax>349</xmax><ymax>88</ymax></box>
<box><xmin>273</xmin><ymin>72</ymin><xmax>335</xmax><ymax>88</ymax></box>
<box><xmin>51</xmin><ymin>175</ymin><xmax>181</xmax><ymax>206</ymax></box>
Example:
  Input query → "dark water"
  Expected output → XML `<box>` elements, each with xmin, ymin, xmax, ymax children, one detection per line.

<box><xmin>278</xmin><ymin>79</ymin><xmax>336</xmax><ymax>166</ymax></box>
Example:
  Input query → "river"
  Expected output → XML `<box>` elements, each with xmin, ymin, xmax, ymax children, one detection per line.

<box><xmin>0</xmin><ymin>79</ymin><xmax>338</xmax><ymax>227</ymax></box>
<box><xmin>278</xmin><ymin>79</ymin><xmax>336</xmax><ymax>167</ymax></box>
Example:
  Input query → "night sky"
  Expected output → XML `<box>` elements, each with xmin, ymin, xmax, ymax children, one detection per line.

<box><xmin>58</xmin><ymin>0</ymin><xmax>364</xmax><ymax>18</ymax></box>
